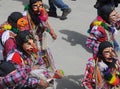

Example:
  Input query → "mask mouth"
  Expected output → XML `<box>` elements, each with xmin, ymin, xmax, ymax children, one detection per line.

<box><xmin>105</xmin><ymin>58</ymin><xmax>114</xmax><ymax>62</ymax></box>
<box><xmin>106</xmin><ymin>57</ymin><xmax>115</xmax><ymax>61</ymax></box>
<box><xmin>26</xmin><ymin>48</ymin><xmax>38</xmax><ymax>53</ymax></box>
<box><xmin>26</xmin><ymin>49</ymin><xmax>33</xmax><ymax>54</ymax></box>
<box><xmin>107</xmin><ymin>58</ymin><xmax>113</xmax><ymax>60</ymax></box>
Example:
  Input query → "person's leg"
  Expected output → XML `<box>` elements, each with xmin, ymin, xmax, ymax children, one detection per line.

<box><xmin>52</xmin><ymin>0</ymin><xmax>71</xmax><ymax>20</ymax></box>
<box><xmin>48</xmin><ymin>0</ymin><xmax>57</xmax><ymax>17</ymax></box>
<box><xmin>53</xmin><ymin>0</ymin><xmax>69</xmax><ymax>9</ymax></box>
<box><xmin>49</xmin><ymin>0</ymin><xmax>57</xmax><ymax>11</ymax></box>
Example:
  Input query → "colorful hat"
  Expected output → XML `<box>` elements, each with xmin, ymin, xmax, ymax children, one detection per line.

<box><xmin>7</xmin><ymin>12</ymin><xmax>23</xmax><ymax>28</ymax></box>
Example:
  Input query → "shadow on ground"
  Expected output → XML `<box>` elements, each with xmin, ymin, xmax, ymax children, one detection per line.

<box><xmin>56</xmin><ymin>75</ymin><xmax>84</xmax><ymax>89</ymax></box>
<box><xmin>59</xmin><ymin>29</ymin><xmax>92</xmax><ymax>53</ymax></box>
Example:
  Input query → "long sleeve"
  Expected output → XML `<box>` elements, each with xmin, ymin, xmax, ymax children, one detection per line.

<box><xmin>82</xmin><ymin>58</ymin><xmax>95</xmax><ymax>89</ymax></box>
<box><xmin>0</xmin><ymin>64</ymin><xmax>40</xmax><ymax>88</ymax></box>
<box><xmin>26</xmin><ymin>77</ymin><xmax>40</xmax><ymax>88</ymax></box>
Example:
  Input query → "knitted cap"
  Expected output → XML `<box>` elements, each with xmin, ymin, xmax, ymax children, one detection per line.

<box><xmin>7</xmin><ymin>12</ymin><xmax>23</xmax><ymax>28</ymax></box>
<box><xmin>29</xmin><ymin>0</ymin><xmax>42</xmax><ymax>5</ymax></box>
<box><xmin>98</xmin><ymin>41</ymin><xmax>113</xmax><ymax>55</ymax></box>
<box><xmin>98</xmin><ymin>4</ymin><xmax>115</xmax><ymax>23</ymax></box>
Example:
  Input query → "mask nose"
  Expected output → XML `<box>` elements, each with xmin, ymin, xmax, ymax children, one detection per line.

<box><xmin>110</xmin><ymin>51</ymin><xmax>116</xmax><ymax>58</ymax></box>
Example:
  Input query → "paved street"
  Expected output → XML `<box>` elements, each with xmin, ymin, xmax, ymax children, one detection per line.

<box><xmin>0</xmin><ymin>0</ymin><xmax>120</xmax><ymax>89</ymax></box>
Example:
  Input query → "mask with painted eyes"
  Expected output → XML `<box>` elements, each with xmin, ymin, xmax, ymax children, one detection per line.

<box><xmin>31</xmin><ymin>1</ymin><xmax>43</xmax><ymax>14</ymax></box>
<box><xmin>23</xmin><ymin>39</ymin><xmax>38</xmax><ymax>55</ymax></box>
<box><xmin>97</xmin><ymin>41</ymin><xmax>113</xmax><ymax>59</ymax></box>
<box><xmin>102</xmin><ymin>47</ymin><xmax>116</xmax><ymax>62</ymax></box>
<box><xmin>97</xmin><ymin>41</ymin><xmax>117</xmax><ymax>62</ymax></box>
<box><xmin>109</xmin><ymin>10</ymin><xmax>120</xmax><ymax>25</ymax></box>
<box><xmin>15</xmin><ymin>30</ymin><xmax>36</xmax><ymax>53</ymax></box>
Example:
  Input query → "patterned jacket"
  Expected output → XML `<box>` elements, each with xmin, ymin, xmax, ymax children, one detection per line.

<box><xmin>82</xmin><ymin>58</ymin><xmax>120</xmax><ymax>89</ymax></box>
<box><xmin>86</xmin><ymin>16</ymin><xmax>114</xmax><ymax>57</ymax></box>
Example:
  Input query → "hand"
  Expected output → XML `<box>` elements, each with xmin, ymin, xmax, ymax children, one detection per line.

<box><xmin>53</xmin><ymin>69</ymin><xmax>64</xmax><ymax>79</ymax></box>
<box><xmin>51</xmin><ymin>33</ymin><xmax>57</xmax><ymax>40</ymax></box>
<box><xmin>39</xmin><ymin>79</ymin><xmax>49</xmax><ymax>89</ymax></box>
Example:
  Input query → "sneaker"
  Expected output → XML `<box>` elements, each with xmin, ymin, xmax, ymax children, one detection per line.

<box><xmin>48</xmin><ymin>10</ymin><xmax>57</xmax><ymax>17</ymax></box>
<box><xmin>60</xmin><ymin>8</ymin><xmax>71</xmax><ymax>20</ymax></box>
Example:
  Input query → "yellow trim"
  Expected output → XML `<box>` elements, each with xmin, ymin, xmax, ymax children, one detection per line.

<box><xmin>108</xmin><ymin>75</ymin><xmax>116</xmax><ymax>84</ymax></box>
<box><xmin>93</xmin><ymin>21</ymin><xmax>102</xmax><ymax>26</ymax></box>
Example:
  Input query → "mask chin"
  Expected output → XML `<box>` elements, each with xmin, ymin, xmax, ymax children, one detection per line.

<box><xmin>107</xmin><ymin>57</ymin><xmax>113</xmax><ymax>60</ymax></box>
<box><xmin>32</xmin><ymin>48</ymin><xmax>39</xmax><ymax>53</ymax></box>
<box><xmin>105</xmin><ymin>58</ymin><xmax>113</xmax><ymax>62</ymax></box>
<box><xmin>26</xmin><ymin>48</ymin><xmax>38</xmax><ymax>54</ymax></box>
<box><xmin>25</xmin><ymin>49</ymin><xmax>33</xmax><ymax>55</ymax></box>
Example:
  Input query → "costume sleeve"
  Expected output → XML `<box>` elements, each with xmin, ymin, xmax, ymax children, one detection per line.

<box><xmin>4</xmin><ymin>38</ymin><xmax>16</xmax><ymax>55</ymax></box>
<box><xmin>99</xmin><ymin>59</ymin><xmax>120</xmax><ymax>86</ymax></box>
<box><xmin>26</xmin><ymin>77</ymin><xmax>40</xmax><ymax>88</ymax></box>
<box><xmin>40</xmin><ymin>8</ymin><xmax>48</xmax><ymax>22</ymax></box>
<box><xmin>0</xmin><ymin>64</ymin><xmax>40</xmax><ymax>88</ymax></box>
<box><xmin>103</xmin><ymin>68</ymin><xmax>119</xmax><ymax>86</ymax></box>
<box><xmin>82</xmin><ymin>58</ymin><xmax>95</xmax><ymax>89</ymax></box>
<box><xmin>44</xmin><ymin>21</ymin><xmax>56</xmax><ymax>38</ymax></box>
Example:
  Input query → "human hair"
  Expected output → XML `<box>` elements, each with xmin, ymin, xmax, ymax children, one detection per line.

<box><xmin>29</xmin><ymin>0</ymin><xmax>42</xmax><ymax>5</ymax></box>
<box><xmin>97</xmin><ymin>4</ymin><xmax>115</xmax><ymax>23</ymax></box>
<box><xmin>15</xmin><ymin>30</ymin><xmax>34</xmax><ymax>54</ymax></box>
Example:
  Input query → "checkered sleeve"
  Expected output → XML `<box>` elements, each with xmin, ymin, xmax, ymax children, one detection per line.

<box><xmin>82</xmin><ymin>58</ymin><xmax>95</xmax><ymax>89</ymax></box>
<box><xmin>0</xmin><ymin>65</ymin><xmax>40</xmax><ymax>88</ymax></box>
<box><xmin>2</xmin><ymin>66</ymin><xmax>27</xmax><ymax>87</ymax></box>
<box><xmin>26</xmin><ymin>77</ymin><xmax>40</xmax><ymax>88</ymax></box>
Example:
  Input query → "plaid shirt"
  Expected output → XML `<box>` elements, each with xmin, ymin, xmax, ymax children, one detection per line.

<box><xmin>82</xmin><ymin>58</ymin><xmax>95</xmax><ymax>89</ymax></box>
<box><xmin>82</xmin><ymin>58</ymin><xmax>120</xmax><ymax>89</ymax></box>
<box><xmin>0</xmin><ymin>51</ymin><xmax>40</xmax><ymax>88</ymax></box>
<box><xmin>86</xmin><ymin>21</ymin><xmax>108</xmax><ymax>57</ymax></box>
<box><xmin>0</xmin><ymin>63</ymin><xmax>40</xmax><ymax>88</ymax></box>
<box><xmin>86</xmin><ymin>26</ymin><xmax>104</xmax><ymax>56</ymax></box>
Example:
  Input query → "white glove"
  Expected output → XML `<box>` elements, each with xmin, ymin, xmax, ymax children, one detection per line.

<box><xmin>98</xmin><ymin>61</ymin><xmax>108</xmax><ymax>72</ymax></box>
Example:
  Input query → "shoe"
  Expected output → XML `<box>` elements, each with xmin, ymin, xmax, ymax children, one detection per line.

<box><xmin>48</xmin><ymin>11</ymin><xmax>57</xmax><ymax>17</ymax></box>
<box><xmin>60</xmin><ymin>8</ymin><xmax>71</xmax><ymax>20</ymax></box>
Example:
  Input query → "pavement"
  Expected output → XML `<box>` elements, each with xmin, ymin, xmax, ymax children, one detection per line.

<box><xmin>0</xmin><ymin>0</ymin><xmax>120</xmax><ymax>89</ymax></box>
